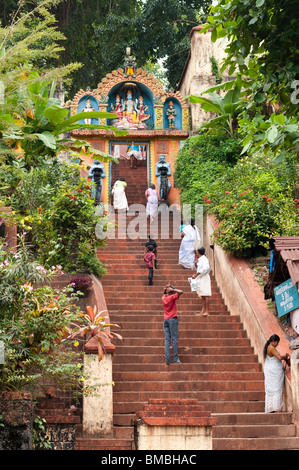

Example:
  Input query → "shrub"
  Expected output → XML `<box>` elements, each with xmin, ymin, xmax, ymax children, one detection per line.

<box><xmin>175</xmin><ymin>132</ymin><xmax>243</xmax><ymax>207</ymax></box>
<box><xmin>207</xmin><ymin>152</ymin><xmax>299</xmax><ymax>257</ymax></box>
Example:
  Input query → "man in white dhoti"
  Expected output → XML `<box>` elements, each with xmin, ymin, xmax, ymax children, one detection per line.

<box><xmin>263</xmin><ymin>334</ymin><xmax>290</xmax><ymax>413</ymax></box>
<box><xmin>112</xmin><ymin>178</ymin><xmax>128</xmax><ymax>211</ymax></box>
<box><xmin>178</xmin><ymin>219</ymin><xmax>201</xmax><ymax>269</ymax></box>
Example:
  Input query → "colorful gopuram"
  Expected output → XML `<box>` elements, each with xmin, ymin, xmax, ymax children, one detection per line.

<box><xmin>66</xmin><ymin>49</ymin><xmax>189</xmax><ymax>207</ymax></box>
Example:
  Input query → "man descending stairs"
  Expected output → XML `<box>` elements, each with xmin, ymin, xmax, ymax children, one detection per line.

<box><xmin>76</xmin><ymin>160</ymin><xmax>299</xmax><ymax>451</ymax></box>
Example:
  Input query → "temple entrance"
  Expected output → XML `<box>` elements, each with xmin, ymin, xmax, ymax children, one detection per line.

<box><xmin>110</xmin><ymin>141</ymin><xmax>149</xmax><ymax>207</ymax></box>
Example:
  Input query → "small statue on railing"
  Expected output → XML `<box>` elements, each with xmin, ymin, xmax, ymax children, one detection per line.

<box><xmin>88</xmin><ymin>160</ymin><xmax>106</xmax><ymax>205</ymax></box>
<box><xmin>155</xmin><ymin>154</ymin><xmax>171</xmax><ymax>205</ymax></box>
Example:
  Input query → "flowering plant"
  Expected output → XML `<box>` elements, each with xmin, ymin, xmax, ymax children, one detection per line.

<box><xmin>0</xmin><ymin>239</ymin><xmax>83</xmax><ymax>393</ymax></box>
<box><xmin>67</xmin><ymin>306</ymin><xmax>122</xmax><ymax>361</ymax></box>
<box><xmin>207</xmin><ymin>153</ymin><xmax>299</xmax><ymax>257</ymax></box>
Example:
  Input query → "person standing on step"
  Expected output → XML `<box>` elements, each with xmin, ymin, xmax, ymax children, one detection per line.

<box><xmin>145</xmin><ymin>183</ymin><xmax>159</xmax><ymax>222</ymax></box>
<box><xmin>145</xmin><ymin>234</ymin><xmax>158</xmax><ymax>268</ymax></box>
<box><xmin>112</xmin><ymin>177</ymin><xmax>128</xmax><ymax>211</ymax></box>
<box><xmin>191</xmin><ymin>247</ymin><xmax>211</xmax><ymax>316</ymax></box>
<box><xmin>179</xmin><ymin>218</ymin><xmax>201</xmax><ymax>269</ymax></box>
<box><xmin>144</xmin><ymin>245</ymin><xmax>156</xmax><ymax>286</ymax></box>
<box><xmin>161</xmin><ymin>284</ymin><xmax>183</xmax><ymax>365</ymax></box>
<box><xmin>263</xmin><ymin>334</ymin><xmax>290</xmax><ymax>413</ymax></box>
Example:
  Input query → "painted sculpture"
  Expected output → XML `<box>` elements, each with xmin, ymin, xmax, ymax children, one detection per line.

<box><xmin>124</xmin><ymin>48</ymin><xmax>136</xmax><ymax>78</ymax></box>
<box><xmin>111</xmin><ymin>90</ymin><xmax>151</xmax><ymax>130</ymax></box>
<box><xmin>166</xmin><ymin>101</ymin><xmax>177</xmax><ymax>128</ymax></box>
<box><xmin>136</xmin><ymin>95</ymin><xmax>150</xmax><ymax>128</ymax></box>
<box><xmin>155</xmin><ymin>154</ymin><xmax>171</xmax><ymax>203</ymax></box>
<box><xmin>88</xmin><ymin>160</ymin><xmax>106</xmax><ymax>205</ymax></box>
<box><xmin>82</xmin><ymin>99</ymin><xmax>95</xmax><ymax>124</ymax></box>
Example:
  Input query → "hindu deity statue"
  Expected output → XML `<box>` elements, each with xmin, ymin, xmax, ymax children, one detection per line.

<box><xmin>121</xmin><ymin>90</ymin><xmax>139</xmax><ymax>129</ymax></box>
<box><xmin>155</xmin><ymin>154</ymin><xmax>171</xmax><ymax>203</ymax></box>
<box><xmin>88</xmin><ymin>160</ymin><xmax>106</xmax><ymax>205</ymax></box>
<box><xmin>136</xmin><ymin>95</ymin><xmax>150</xmax><ymax>128</ymax></box>
<box><xmin>111</xmin><ymin>94</ymin><xmax>124</xmax><ymax>127</ymax></box>
<box><xmin>82</xmin><ymin>99</ymin><xmax>95</xmax><ymax>125</ymax></box>
<box><xmin>166</xmin><ymin>101</ymin><xmax>177</xmax><ymax>128</ymax></box>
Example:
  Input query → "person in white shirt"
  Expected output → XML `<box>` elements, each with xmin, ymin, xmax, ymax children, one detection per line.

<box><xmin>191</xmin><ymin>247</ymin><xmax>211</xmax><ymax>316</ymax></box>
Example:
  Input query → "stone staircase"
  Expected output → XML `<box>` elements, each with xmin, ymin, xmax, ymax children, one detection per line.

<box><xmin>76</xmin><ymin>162</ymin><xmax>299</xmax><ymax>451</ymax></box>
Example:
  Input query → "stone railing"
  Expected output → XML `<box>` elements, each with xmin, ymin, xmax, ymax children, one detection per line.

<box><xmin>203</xmin><ymin>214</ymin><xmax>295</xmax><ymax>413</ymax></box>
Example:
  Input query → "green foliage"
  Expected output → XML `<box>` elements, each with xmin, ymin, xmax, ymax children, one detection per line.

<box><xmin>189</xmin><ymin>75</ymin><xmax>246</xmax><ymax>135</ymax></box>
<box><xmin>0</xmin><ymin>238</ymin><xmax>85</xmax><ymax>392</ymax></box>
<box><xmin>0</xmin><ymin>0</ymin><xmax>81</xmax><ymax>101</ymax></box>
<box><xmin>33</xmin><ymin>417</ymin><xmax>52</xmax><ymax>450</ymax></box>
<box><xmin>175</xmin><ymin>132</ymin><xmax>243</xmax><ymax>206</ymax></box>
<box><xmin>0</xmin><ymin>72</ymin><xmax>118</xmax><ymax>168</ymax></box>
<box><xmin>204</xmin><ymin>0</ymin><xmax>299</xmax><ymax>115</ymax></box>
<box><xmin>175</xmin><ymin>131</ymin><xmax>298</xmax><ymax>257</ymax></box>
<box><xmin>207</xmin><ymin>152</ymin><xmax>299</xmax><ymax>257</ymax></box>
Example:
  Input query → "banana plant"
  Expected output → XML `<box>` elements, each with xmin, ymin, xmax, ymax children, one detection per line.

<box><xmin>0</xmin><ymin>72</ymin><xmax>124</xmax><ymax>167</ymax></box>
<box><xmin>188</xmin><ymin>75</ymin><xmax>246</xmax><ymax>136</ymax></box>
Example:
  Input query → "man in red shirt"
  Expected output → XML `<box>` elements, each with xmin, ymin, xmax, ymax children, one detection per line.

<box><xmin>161</xmin><ymin>284</ymin><xmax>183</xmax><ymax>365</ymax></box>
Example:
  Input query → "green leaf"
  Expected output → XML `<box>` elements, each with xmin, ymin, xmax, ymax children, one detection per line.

<box><xmin>43</xmin><ymin>106</ymin><xmax>69</xmax><ymax>126</ymax></box>
<box><xmin>254</xmin><ymin>92</ymin><xmax>266</xmax><ymax>103</ymax></box>
<box><xmin>284</xmin><ymin>124</ymin><xmax>298</xmax><ymax>133</ymax></box>
<box><xmin>54</xmin><ymin>111</ymin><xmax>118</xmax><ymax>134</ymax></box>
<box><xmin>273</xmin><ymin>114</ymin><xmax>285</xmax><ymax>125</ymax></box>
<box><xmin>256</xmin><ymin>0</ymin><xmax>265</xmax><ymax>6</ymax></box>
<box><xmin>34</xmin><ymin>131</ymin><xmax>56</xmax><ymax>150</ymax></box>
<box><xmin>266</xmin><ymin>126</ymin><xmax>278</xmax><ymax>143</ymax></box>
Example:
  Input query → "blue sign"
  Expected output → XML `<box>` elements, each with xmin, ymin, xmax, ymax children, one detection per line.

<box><xmin>274</xmin><ymin>278</ymin><xmax>299</xmax><ymax>317</ymax></box>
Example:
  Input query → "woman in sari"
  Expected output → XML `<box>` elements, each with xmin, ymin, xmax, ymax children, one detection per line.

<box><xmin>178</xmin><ymin>219</ymin><xmax>201</xmax><ymax>269</ymax></box>
<box><xmin>145</xmin><ymin>184</ymin><xmax>158</xmax><ymax>222</ymax></box>
<box><xmin>112</xmin><ymin>177</ymin><xmax>128</xmax><ymax>211</ymax></box>
<box><xmin>191</xmin><ymin>247</ymin><xmax>211</xmax><ymax>316</ymax></box>
<box><xmin>263</xmin><ymin>334</ymin><xmax>290</xmax><ymax>413</ymax></box>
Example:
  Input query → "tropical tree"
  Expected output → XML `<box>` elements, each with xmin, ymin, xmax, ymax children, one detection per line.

<box><xmin>200</xmin><ymin>0</ymin><xmax>299</xmax><ymax>158</ymax></box>
<box><xmin>1</xmin><ymin>72</ymin><xmax>119</xmax><ymax>168</ymax></box>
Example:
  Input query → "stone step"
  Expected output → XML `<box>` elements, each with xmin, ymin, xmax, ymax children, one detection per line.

<box><xmin>114</xmin><ymin>328</ymin><xmax>246</xmax><ymax>338</ymax></box>
<box><xmin>212</xmin><ymin>437</ymin><xmax>299</xmax><ymax>451</ymax></box>
<box><xmin>114</xmin><ymin>401</ymin><xmax>265</xmax><ymax>415</ymax></box>
<box><xmin>112</xmin><ymin>362</ymin><xmax>261</xmax><ymax>373</ymax></box>
<box><xmin>75</xmin><ymin>437</ymin><xmax>133</xmax><ymax>451</ymax></box>
<box><xmin>113</xmin><ymin>371</ymin><xmax>264</xmax><ymax>382</ymax></box>
<box><xmin>113</xmin><ymin>390</ymin><xmax>265</xmax><ymax>402</ymax></box>
<box><xmin>213</xmin><ymin>424</ymin><xmax>297</xmax><ymax>439</ymax></box>
<box><xmin>213</xmin><ymin>412</ymin><xmax>293</xmax><ymax>426</ymax></box>
<box><xmin>114</xmin><ymin>338</ymin><xmax>252</xmax><ymax>347</ymax></box>
<box><xmin>113</xmin><ymin>380</ymin><xmax>264</xmax><ymax>393</ymax></box>
<box><xmin>111</xmin><ymin>354</ymin><xmax>258</xmax><ymax>364</ymax></box>
<box><xmin>112</xmin><ymin>345</ymin><xmax>255</xmax><ymax>355</ymax></box>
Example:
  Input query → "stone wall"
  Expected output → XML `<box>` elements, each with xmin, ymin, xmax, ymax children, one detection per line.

<box><xmin>0</xmin><ymin>392</ymin><xmax>33</xmax><ymax>450</ymax></box>
<box><xmin>178</xmin><ymin>26</ymin><xmax>231</xmax><ymax>132</ymax></box>
<box><xmin>203</xmin><ymin>214</ymin><xmax>293</xmax><ymax>411</ymax></box>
